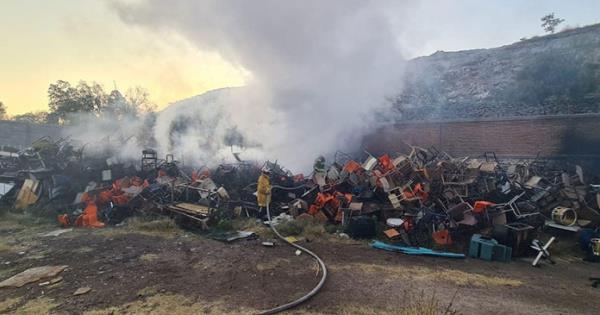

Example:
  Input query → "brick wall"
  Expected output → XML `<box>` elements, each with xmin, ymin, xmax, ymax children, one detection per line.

<box><xmin>364</xmin><ymin>114</ymin><xmax>600</xmax><ymax>158</ymax></box>
<box><xmin>0</xmin><ymin>120</ymin><xmax>63</xmax><ymax>149</ymax></box>
<box><xmin>2</xmin><ymin>114</ymin><xmax>599</xmax><ymax>160</ymax></box>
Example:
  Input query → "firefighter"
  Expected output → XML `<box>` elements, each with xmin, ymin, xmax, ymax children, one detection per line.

<box><xmin>313</xmin><ymin>155</ymin><xmax>326</xmax><ymax>173</ymax></box>
<box><xmin>313</xmin><ymin>155</ymin><xmax>327</xmax><ymax>191</ymax></box>
<box><xmin>257</xmin><ymin>166</ymin><xmax>272</xmax><ymax>215</ymax></box>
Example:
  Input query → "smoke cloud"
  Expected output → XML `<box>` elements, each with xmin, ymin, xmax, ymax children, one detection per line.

<box><xmin>72</xmin><ymin>1</ymin><xmax>409</xmax><ymax>172</ymax></box>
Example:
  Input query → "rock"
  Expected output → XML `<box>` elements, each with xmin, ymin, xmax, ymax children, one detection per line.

<box><xmin>73</xmin><ymin>287</ymin><xmax>92</xmax><ymax>296</ymax></box>
<box><xmin>41</xmin><ymin>229</ymin><xmax>73</xmax><ymax>237</ymax></box>
<box><xmin>0</xmin><ymin>265</ymin><xmax>68</xmax><ymax>288</ymax></box>
<box><xmin>49</xmin><ymin>276</ymin><xmax>63</xmax><ymax>285</ymax></box>
<box><xmin>39</xmin><ymin>276</ymin><xmax>63</xmax><ymax>287</ymax></box>
<box><xmin>338</xmin><ymin>233</ymin><xmax>350</xmax><ymax>239</ymax></box>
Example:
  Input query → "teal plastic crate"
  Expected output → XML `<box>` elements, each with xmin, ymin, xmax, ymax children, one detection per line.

<box><xmin>469</xmin><ymin>234</ymin><xmax>511</xmax><ymax>262</ymax></box>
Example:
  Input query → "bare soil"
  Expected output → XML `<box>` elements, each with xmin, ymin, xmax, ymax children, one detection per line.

<box><xmin>1</xmin><ymin>219</ymin><xmax>599</xmax><ymax>314</ymax></box>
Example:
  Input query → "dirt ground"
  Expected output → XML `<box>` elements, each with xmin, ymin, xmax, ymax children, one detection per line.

<box><xmin>1</xmin><ymin>215</ymin><xmax>599</xmax><ymax>315</ymax></box>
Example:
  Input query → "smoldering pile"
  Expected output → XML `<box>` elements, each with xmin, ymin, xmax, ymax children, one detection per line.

<box><xmin>2</xmin><ymin>137</ymin><xmax>600</xmax><ymax>263</ymax></box>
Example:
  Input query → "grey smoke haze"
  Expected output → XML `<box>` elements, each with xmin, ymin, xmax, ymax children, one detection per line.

<box><xmin>79</xmin><ymin>1</ymin><xmax>410</xmax><ymax>172</ymax></box>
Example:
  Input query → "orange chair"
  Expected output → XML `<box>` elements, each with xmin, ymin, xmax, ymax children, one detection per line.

<box><xmin>75</xmin><ymin>202</ymin><xmax>105</xmax><ymax>228</ymax></box>
<box><xmin>473</xmin><ymin>201</ymin><xmax>496</xmax><ymax>214</ymax></box>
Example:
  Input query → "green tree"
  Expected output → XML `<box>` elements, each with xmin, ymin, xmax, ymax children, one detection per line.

<box><xmin>541</xmin><ymin>13</ymin><xmax>564</xmax><ymax>34</ymax></box>
<box><xmin>47</xmin><ymin>80</ymin><xmax>108</xmax><ymax>124</ymax></box>
<box><xmin>126</xmin><ymin>87</ymin><xmax>156</xmax><ymax>114</ymax></box>
<box><xmin>104</xmin><ymin>89</ymin><xmax>131</xmax><ymax>118</ymax></box>
<box><xmin>11</xmin><ymin>85</ymin><xmax>157</xmax><ymax>125</ymax></box>
<box><xmin>47</xmin><ymin>80</ymin><xmax>156</xmax><ymax>124</ymax></box>
<box><xmin>0</xmin><ymin>101</ymin><xmax>6</xmax><ymax>120</ymax></box>
<box><xmin>12</xmin><ymin>111</ymin><xmax>51</xmax><ymax>124</ymax></box>
<box><xmin>103</xmin><ymin>87</ymin><xmax>156</xmax><ymax>119</ymax></box>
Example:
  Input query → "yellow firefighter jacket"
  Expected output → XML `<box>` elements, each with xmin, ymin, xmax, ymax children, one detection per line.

<box><xmin>257</xmin><ymin>173</ymin><xmax>271</xmax><ymax>207</ymax></box>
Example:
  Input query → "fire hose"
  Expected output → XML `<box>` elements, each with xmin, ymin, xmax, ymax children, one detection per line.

<box><xmin>257</xmin><ymin>184</ymin><xmax>328</xmax><ymax>315</ymax></box>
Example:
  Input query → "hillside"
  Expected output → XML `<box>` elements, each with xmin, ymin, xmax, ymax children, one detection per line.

<box><xmin>392</xmin><ymin>23</ymin><xmax>600</xmax><ymax>121</ymax></box>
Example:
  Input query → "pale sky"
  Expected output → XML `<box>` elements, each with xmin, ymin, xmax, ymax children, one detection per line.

<box><xmin>0</xmin><ymin>0</ymin><xmax>249</xmax><ymax>116</ymax></box>
<box><xmin>1</xmin><ymin>0</ymin><xmax>599</xmax><ymax>116</ymax></box>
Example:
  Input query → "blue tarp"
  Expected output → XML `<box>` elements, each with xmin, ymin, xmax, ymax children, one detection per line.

<box><xmin>371</xmin><ymin>240</ymin><xmax>465</xmax><ymax>259</ymax></box>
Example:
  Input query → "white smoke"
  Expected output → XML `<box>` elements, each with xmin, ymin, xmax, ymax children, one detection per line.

<box><xmin>61</xmin><ymin>112</ymin><xmax>151</xmax><ymax>165</ymax></box>
<box><xmin>152</xmin><ymin>87</ymin><xmax>272</xmax><ymax>166</ymax></box>
<box><xmin>90</xmin><ymin>0</ymin><xmax>409</xmax><ymax>172</ymax></box>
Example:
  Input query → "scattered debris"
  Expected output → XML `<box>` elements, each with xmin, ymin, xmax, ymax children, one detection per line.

<box><xmin>383</xmin><ymin>228</ymin><xmax>400</xmax><ymax>239</ymax></box>
<box><xmin>531</xmin><ymin>237</ymin><xmax>556</xmax><ymax>267</ymax></box>
<box><xmin>14</xmin><ymin>179</ymin><xmax>41</xmax><ymax>210</ymax></box>
<box><xmin>580</xmin><ymin>228</ymin><xmax>600</xmax><ymax>262</ymax></box>
<box><xmin>209</xmin><ymin>231</ymin><xmax>256</xmax><ymax>242</ymax></box>
<box><xmin>2</xmin><ymin>137</ymin><xmax>600</xmax><ymax>273</ymax></box>
<box><xmin>551</xmin><ymin>206</ymin><xmax>577</xmax><ymax>226</ymax></box>
<box><xmin>371</xmin><ymin>241</ymin><xmax>465</xmax><ymax>258</ymax></box>
<box><xmin>284</xmin><ymin>236</ymin><xmax>299</xmax><ymax>243</ymax></box>
<box><xmin>469</xmin><ymin>234</ymin><xmax>512</xmax><ymax>262</ymax></box>
<box><xmin>337</xmin><ymin>233</ymin><xmax>350</xmax><ymax>239</ymax></box>
<box><xmin>265</xmin><ymin>213</ymin><xmax>294</xmax><ymax>227</ymax></box>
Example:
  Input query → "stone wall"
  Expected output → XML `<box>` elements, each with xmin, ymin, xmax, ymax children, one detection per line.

<box><xmin>363</xmin><ymin>114</ymin><xmax>600</xmax><ymax>158</ymax></box>
<box><xmin>0</xmin><ymin>120</ymin><xmax>63</xmax><ymax>149</ymax></box>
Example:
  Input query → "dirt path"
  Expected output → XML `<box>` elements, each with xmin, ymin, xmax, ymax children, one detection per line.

<box><xmin>1</xmin><ymin>221</ymin><xmax>599</xmax><ymax>314</ymax></box>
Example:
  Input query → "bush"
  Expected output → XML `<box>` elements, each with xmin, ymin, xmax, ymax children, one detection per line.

<box><xmin>275</xmin><ymin>216</ymin><xmax>327</xmax><ymax>238</ymax></box>
<box><xmin>274</xmin><ymin>220</ymin><xmax>303</xmax><ymax>236</ymax></box>
<box><xmin>215</xmin><ymin>219</ymin><xmax>233</xmax><ymax>231</ymax></box>
<box><xmin>125</xmin><ymin>216</ymin><xmax>178</xmax><ymax>232</ymax></box>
